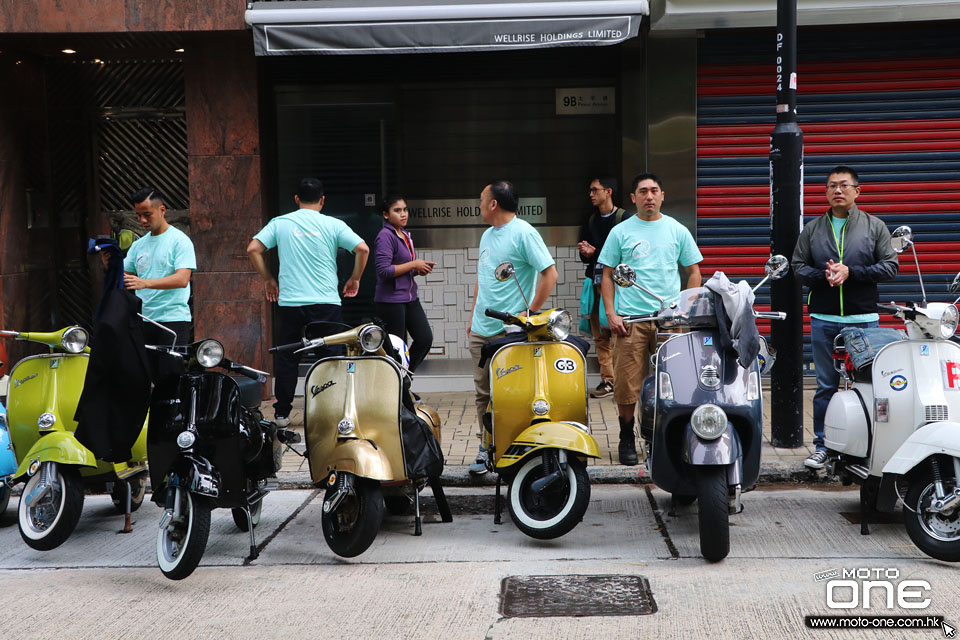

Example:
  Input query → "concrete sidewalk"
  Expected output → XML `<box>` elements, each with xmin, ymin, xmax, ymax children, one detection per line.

<box><xmin>268</xmin><ymin>386</ymin><xmax>823</xmax><ymax>487</ymax></box>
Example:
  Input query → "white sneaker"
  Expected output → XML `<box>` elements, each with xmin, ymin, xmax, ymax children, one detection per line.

<box><xmin>469</xmin><ymin>449</ymin><xmax>489</xmax><ymax>475</ymax></box>
<box><xmin>804</xmin><ymin>450</ymin><xmax>828</xmax><ymax>470</ymax></box>
<box><xmin>274</xmin><ymin>415</ymin><xmax>291</xmax><ymax>428</ymax></box>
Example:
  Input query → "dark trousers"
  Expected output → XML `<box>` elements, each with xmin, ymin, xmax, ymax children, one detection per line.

<box><xmin>141</xmin><ymin>321</ymin><xmax>193</xmax><ymax>382</ymax></box>
<box><xmin>375</xmin><ymin>299</ymin><xmax>433</xmax><ymax>372</ymax></box>
<box><xmin>273</xmin><ymin>304</ymin><xmax>342</xmax><ymax>418</ymax></box>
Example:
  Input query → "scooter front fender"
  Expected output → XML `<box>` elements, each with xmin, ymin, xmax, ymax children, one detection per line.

<box><xmin>495</xmin><ymin>421</ymin><xmax>600</xmax><ymax>470</ymax></box>
<box><xmin>13</xmin><ymin>431</ymin><xmax>97</xmax><ymax>479</ymax></box>
<box><xmin>881</xmin><ymin>421</ymin><xmax>960</xmax><ymax>476</ymax></box>
<box><xmin>318</xmin><ymin>439</ymin><xmax>394</xmax><ymax>483</ymax></box>
<box><xmin>682</xmin><ymin>423</ymin><xmax>741</xmax><ymax>466</ymax></box>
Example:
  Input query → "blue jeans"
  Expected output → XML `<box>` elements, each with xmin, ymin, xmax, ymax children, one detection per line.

<box><xmin>810</xmin><ymin>317</ymin><xmax>878</xmax><ymax>451</ymax></box>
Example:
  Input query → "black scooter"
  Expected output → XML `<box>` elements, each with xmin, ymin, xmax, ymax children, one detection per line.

<box><xmin>614</xmin><ymin>255</ymin><xmax>788</xmax><ymax>561</ymax></box>
<box><xmin>145</xmin><ymin>321</ymin><xmax>300</xmax><ymax>580</ymax></box>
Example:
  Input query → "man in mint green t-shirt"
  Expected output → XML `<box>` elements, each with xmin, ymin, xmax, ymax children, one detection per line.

<box><xmin>123</xmin><ymin>187</ymin><xmax>197</xmax><ymax>347</ymax></box>
<box><xmin>467</xmin><ymin>180</ymin><xmax>558</xmax><ymax>475</ymax></box>
<box><xmin>247</xmin><ymin>177</ymin><xmax>369</xmax><ymax>425</ymax></box>
<box><xmin>598</xmin><ymin>173</ymin><xmax>703</xmax><ymax>465</ymax></box>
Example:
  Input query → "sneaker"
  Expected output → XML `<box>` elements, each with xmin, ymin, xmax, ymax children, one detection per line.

<box><xmin>469</xmin><ymin>449</ymin><xmax>489</xmax><ymax>475</ymax></box>
<box><xmin>274</xmin><ymin>415</ymin><xmax>291</xmax><ymax>428</ymax></box>
<box><xmin>804</xmin><ymin>450</ymin><xmax>828</xmax><ymax>470</ymax></box>
<box><xmin>590</xmin><ymin>381</ymin><xmax>614</xmax><ymax>398</ymax></box>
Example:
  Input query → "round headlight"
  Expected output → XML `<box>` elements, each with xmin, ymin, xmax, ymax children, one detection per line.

<box><xmin>940</xmin><ymin>304</ymin><xmax>958</xmax><ymax>339</ymax></box>
<box><xmin>358</xmin><ymin>325</ymin><xmax>386</xmax><ymax>353</ymax></box>
<box><xmin>196</xmin><ymin>339</ymin><xmax>224</xmax><ymax>368</ymax></box>
<box><xmin>61</xmin><ymin>327</ymin><xmax>89</xmax><ymax>353</ymax></box>
<box><xmin>690</xmin><ymin>404</ymin><xmax>727</xmax><ymax>440</ymax></box>
<box><xmin>176</xmin><ymin>430</ymin><xmax>196</xmax><ymax>449</ymax></box>
<box><xmin>38</xmin><ymin>412</ymin><xmax>57</xmax><ymax>429</ymax></box>
<box><xmin>546</xmin><ymin>309</ymin><xmax>572</xmax><ymax>341</ymax></box>
<box><xmin>532</xmin><ymin>400</ymin><xmax>549</xmax><ymax>415</ymax></box>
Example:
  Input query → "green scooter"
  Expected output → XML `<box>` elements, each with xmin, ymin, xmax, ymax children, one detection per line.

<box><xmin>1</xmin><ymin>326</ymin><xmax>149</xmax><ymax>550</ymax></box>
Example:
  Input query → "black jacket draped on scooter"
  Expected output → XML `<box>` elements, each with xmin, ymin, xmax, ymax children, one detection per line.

<box><xmin>74</xmin><ymin>289</ymin><xmax>152</xmax><ymax>463</ymax></box>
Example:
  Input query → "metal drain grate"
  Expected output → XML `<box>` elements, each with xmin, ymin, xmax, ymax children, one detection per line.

<box><xmin>499</xmin><ymin>575</ymin><xmax>658</xmax><ymax>618</ymax></box>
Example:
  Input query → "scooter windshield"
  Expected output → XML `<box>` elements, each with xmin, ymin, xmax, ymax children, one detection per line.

<box><xmin>658</xmin><ymin>288</ymin><xmax>718</xmax><ymax>329</ymax></box>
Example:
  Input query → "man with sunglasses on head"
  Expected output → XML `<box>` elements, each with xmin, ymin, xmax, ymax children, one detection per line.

<box><xmin>791</xmin><ymin>166</ymin><xmax>898</xmax><ymax>470</ymax></box>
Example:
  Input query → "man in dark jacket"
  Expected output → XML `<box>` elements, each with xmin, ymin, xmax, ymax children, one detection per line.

<box><xmin>791</xmin><ymin>166</ymin><xmax>898</xmax><ymax>469</ymax></box>
<box><xmin>577</xmin><ymin>177</ymin><xmax>631</xmax><ymax>398</ymax></box>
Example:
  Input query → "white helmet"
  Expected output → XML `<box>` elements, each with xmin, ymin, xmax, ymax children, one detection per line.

<box><xmin>389</xmin><ymin>334</ymin><xmax>410</xmax><ymax>371</ymax></box>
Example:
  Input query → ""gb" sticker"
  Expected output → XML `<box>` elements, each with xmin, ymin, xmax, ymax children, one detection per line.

<box><xmin>554</xmin><ymin>358</ymin><xmax>577</xmax><ymax>373</ymax></box>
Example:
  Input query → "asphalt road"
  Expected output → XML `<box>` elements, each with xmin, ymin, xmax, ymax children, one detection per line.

<box><xmin>0</xmin><ymin>485</ymin><xmax>957</xmax><ymax>640</ymax></box>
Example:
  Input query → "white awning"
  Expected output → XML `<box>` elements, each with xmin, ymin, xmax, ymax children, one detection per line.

<box><xmin>245</xmin><ymin>0</ymin><xmax>649</xmax><ymax>56</ymax></box>
<box><xmin>649</xmin><ymin>0</ymin><xmax>960</xmax><ymax>31</ymax></box>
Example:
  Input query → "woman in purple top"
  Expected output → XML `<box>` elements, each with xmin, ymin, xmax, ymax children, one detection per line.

<box><xmin>374</xmin><ymin>195</ymin><xmax>436</xmax><ymax>372</ymax></box>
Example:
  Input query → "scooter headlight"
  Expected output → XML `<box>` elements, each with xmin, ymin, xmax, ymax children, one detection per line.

<box><xmin>546</xmin><ymin>309</ymin><xmax>572</xmax><ymax>341</ymax></box>
<box><xmin>196</xmin><ymin>340</ymin><xmax>224</xmax><ymax>368</ymax></box>
<box><xmin>176</xmin><ymin>430</ymin><xmax>196</xmax><ymax>449</ymax></box>
<box><xmin>38</xmin><ymin>412</ymin><xmax>57</xmax><ymax>430</ymax></box>
<box><xmin>61</xmin><ymin>327</ymin><xmax>89</xmax><ymax>353</ymax></box>
<box><xmin>358</xmin><ymin>325</ymin><xmax>386</xmax><ymax>353</ymax></box>
<box><xmin>940</xmin><ymin>304</ymin><xmax>959</xmax><ymax>339</ymax></box>
<box><xmin>690</xmin><ymin>404</ymin><xmax>727</xmax><ymax>440</ymax></box>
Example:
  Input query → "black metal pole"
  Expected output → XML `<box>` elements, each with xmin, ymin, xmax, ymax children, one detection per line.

<box><xmin>769</xmin><ymin>0</ymin><xmax>804</xmax><ymax>448</ymax></box>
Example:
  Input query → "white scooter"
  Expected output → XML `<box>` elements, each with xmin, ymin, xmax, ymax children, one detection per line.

<box><xmin>824</xmin><ymin>226</ymin><xmax>960</xmax><ymax>562</ymax></box>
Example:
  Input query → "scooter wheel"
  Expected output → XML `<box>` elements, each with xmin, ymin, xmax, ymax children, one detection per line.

<box><xmin>157</xmin><ymin>490</ymin><xmax>211</xmax><ymax>580</ymax></box>
<box><xmin>18</xmin><ymin>464</ymin><xmax>85</xmax><ymax>551</ymax></box>
<box><xmin>232</xmin><ymin>498</ymin><xmax>263</xmax><ymax>532</ymax></box>
<box><xmin>0</xmin><ymin>484</ymin><xmax>10</xmax><ymax>518</ymax></box>
<box><xmin>110</xmin><ymin>475</ymin><xmax>147</xmax><ymax>514</ymax></box>
<box><xmin>507</xmin><ymin>453</ymin><xmax>590</xmax><ymax>540</ymax></box>
<box><xmin>696</xmin><ymin>465</ymin><xmax>730</xmax><ymax>562</ymax></box>
<box><xmin>903</xmin><ymin>464</ymin><xmax>960</xmax><ymax>562</ymax></box>
<box><xmin>322</xmin><ymin>477</ymin><xmax>384</xmax><ymax>558</ymax></box>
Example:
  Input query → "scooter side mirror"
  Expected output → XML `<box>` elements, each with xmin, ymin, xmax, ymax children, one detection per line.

<box><xmin>891</xmin><ymin>226</ymin><xmax>913</xmax><ymax>253</ymax></box>
<box><xmin>613</xmin><ymin>264</ymin><xmax>636</xmax><ymax>288</ymax></box>
<box><xmin>495</xmin><ymin>262</ymin><xmax>516</xmax><ymax>282</ymax></box>
<box><xmin>950</xmin><ymin>272</ymin><xmax>960</xmax><ymax>294</ymax></box>
<box><xmin>764</xmin><ymin>255</ymin><xmax>790</xmax><ymax>280</ymax></box>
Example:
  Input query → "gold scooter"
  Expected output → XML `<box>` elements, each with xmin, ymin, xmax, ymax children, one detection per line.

<box><xmin>479</xmin><ymin>262</ymin><xmax>600</xmax><ymax>539</ymax></box>
<box><xmin>270</xmin><ymin>322</ymin><xmax>451</xmax><ymax>558</ymax></box>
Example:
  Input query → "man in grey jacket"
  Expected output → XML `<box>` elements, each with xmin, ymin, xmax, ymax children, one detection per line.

<box><xmin>791</xmin><ymin>166</ymin><xmax>899</xmax><ymax>469</ymax></box>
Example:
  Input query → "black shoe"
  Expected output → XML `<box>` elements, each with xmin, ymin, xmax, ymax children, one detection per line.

<box><xmin>619</xmin><ymin>440</ymin><xmax>639</xmax><ymax>466</ymax></box>
<box><xmin>804</xmin><ymin>450</ymin><xmax>828</xmax><ymax>470</ymax></box>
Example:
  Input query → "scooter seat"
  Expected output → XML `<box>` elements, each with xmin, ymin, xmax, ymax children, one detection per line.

<box><xmin>234</xmin><ymin>376</ymin><xmax>264</xmax><ymax>410</ymax></box>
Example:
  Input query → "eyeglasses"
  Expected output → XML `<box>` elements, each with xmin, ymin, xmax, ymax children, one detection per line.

<box><xmin>827</xmin><ymin>183</ymin><xmax>859</xmax><ymax>192</ymax></box>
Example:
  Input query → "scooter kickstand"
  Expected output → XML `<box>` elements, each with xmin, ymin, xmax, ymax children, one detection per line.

<box><xmin>429</xmin><ymin>476</ymin><xmax>453</xmax><ymax>523</ymax></box>
<box><xmin>247</xmin><ymin>508</ymin><xmax>259</xmax><ymax>560</ymax></box>
<box><xmin>414</xmin><ymin>490</ymin><xmax>423</xmax><ymax>536</ymax></box>
<box><xmin>859</xmin><ymin>485</ymin><xmax>871</xmax><ymax>536</ymax></box>
<box><xmin>118</xmin><ymin>480</ymin><xmax>134</xmax><ymax>534</ymax></box>
<box><xmin>494</xmin><ymin>475</ymin><xmax>503</xmax><ymax>525</ymax></box>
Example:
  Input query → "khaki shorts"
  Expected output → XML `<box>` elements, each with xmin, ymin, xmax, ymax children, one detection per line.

<box><xmin>611</xmin><ymin>321</ymin><xmax>659</xmax><ymax>406</ymax></box>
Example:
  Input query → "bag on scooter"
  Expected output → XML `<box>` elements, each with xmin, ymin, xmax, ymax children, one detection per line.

<box><xmin>399</xmin><ymin>404</ymin><xmax>444</xmax><ymax>479</ymax></box>
<box><xmin>840</xmin><ymin>326</ymin><xmax>906</xmax><ymax>372</ymax></box>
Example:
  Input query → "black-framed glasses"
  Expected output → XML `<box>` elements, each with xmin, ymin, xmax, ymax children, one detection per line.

<box><xmin>827</xmin><ymin>182</ymin><xmax>859</xmax><ymax>191</ymax></box>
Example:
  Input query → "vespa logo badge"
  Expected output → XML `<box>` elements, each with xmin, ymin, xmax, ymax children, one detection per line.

<box><xmin>920</xmin><ymin>344</ymin><xmax>930</xmax><ymax>356</ymax></box>
<box><xmin>889</xmin><ymin>375</ymin><xmax>908</xmax><ymax>391</ymax></box>
<box><xmin>347</xmin><ymin>362</ymin><xmax>356</xmax><ymax>373</ymax></box>
<box><xmin>496</xmin><ymin>364</ymin><xmax>523</xmax><ymax>379</ymax></box>
<box><xmin>311</xmin><ymin>380</ymin><xmax>336</xmax><ymax>397</ymax></box>
<box><xmin>13</xmin><ymin>372</ymin><xmax>38</xmax><ymax>388</ymax></box>
<box><xmin>703</xmin><ymin>337</ymin><xmax>713</xmax><ymax>346</ymax></box>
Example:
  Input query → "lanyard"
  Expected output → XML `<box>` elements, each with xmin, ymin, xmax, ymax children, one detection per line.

<box><xmin>396</xmin><ymin>227</ymin><xmax>415</xmax><ymax>260</ymax></box>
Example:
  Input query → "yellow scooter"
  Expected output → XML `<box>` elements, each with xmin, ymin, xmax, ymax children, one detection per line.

<box><xmin>270</xmin><ymin>322</ymin><xmax>451</xmax><ymax>558</ymax></box>
<box><xmin>480</xmin><ymin>262</ymin><xmax>600</xmax><ymax>539</ymax></box>
<box><xmin>1</xmin><ymin>326</ymin><xmax>148</xmax><ymax>550</ymax></box>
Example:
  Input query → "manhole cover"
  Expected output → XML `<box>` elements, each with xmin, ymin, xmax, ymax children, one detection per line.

<box><xmin>499</xmin><ymin>575</ymin><xmax>657</xmax><ymax>618</ymax></box>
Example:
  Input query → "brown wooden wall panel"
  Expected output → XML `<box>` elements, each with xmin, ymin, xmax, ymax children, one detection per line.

<box><xmin>0</xmin><ymin>0</ymin><xmax>246</xmax><ymax>33</ymax></box>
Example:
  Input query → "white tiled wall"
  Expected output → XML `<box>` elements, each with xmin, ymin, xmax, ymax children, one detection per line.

<box><xmin>417</xmin><ymin>246</ymin><xmax>593</xmax><ymax>360</ymax></box>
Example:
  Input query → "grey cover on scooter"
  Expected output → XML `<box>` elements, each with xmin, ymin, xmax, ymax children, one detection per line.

<box><xmin>704</xmin><ymin>272</ymin><xmax>760</xmax><ymax>367</ymax></box>
<box><xmin>840</xmin><ymin>326</ymin><xmax>906</xmax><ymax>371</ymax></box>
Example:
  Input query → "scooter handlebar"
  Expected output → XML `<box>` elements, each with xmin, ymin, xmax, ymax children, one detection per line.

<box><xmin>877</xmin><ymin>303</ymin><xmax>902</xmax><ymax>314</ymax></box>
<box><xmin>269</xmin><ymin>341</ymin><xmax>303</xmax><ymax>354</ymax></box>
<box><xmin>754</xmin><ymin>311</ymin><xmax>787</xmax><ymax>320</ymax></box>
<box><xmin>484</xmin><ymin>309</ymin><xmax>515</xmax><ymax>323</ymax></box>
